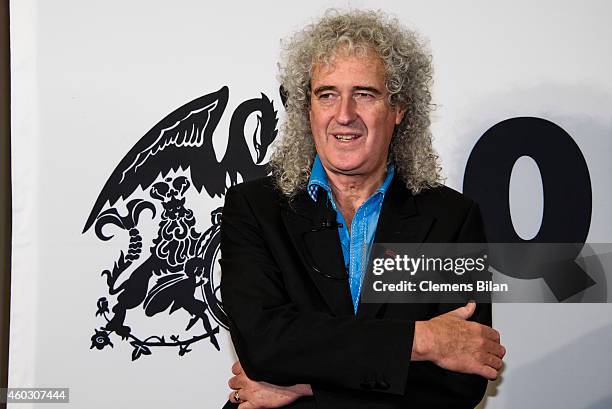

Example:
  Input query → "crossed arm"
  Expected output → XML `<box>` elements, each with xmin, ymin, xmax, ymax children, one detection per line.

<box><xmin>220</xmin><ymin>186</ymin><xmax>505</xmax><ymax>408</ymax></box>
<box><xmin>226</xmin><ymin>302</ymin><xmax>504</xmax><ymax>408</ymax></box>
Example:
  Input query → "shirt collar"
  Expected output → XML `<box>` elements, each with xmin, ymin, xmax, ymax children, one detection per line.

<box><xmin>307</xmin><ymin>155</ymin><xmax>395</xmax><ymax>202</ymax></box>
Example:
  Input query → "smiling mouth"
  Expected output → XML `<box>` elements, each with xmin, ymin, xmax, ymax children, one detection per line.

<box><xmin>333</xmin><ymin>134</ymin><xmax>361</xmax><ymax>141</ymax></box>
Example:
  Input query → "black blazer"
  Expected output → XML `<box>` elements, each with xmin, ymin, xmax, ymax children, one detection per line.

<box><xmin>220</xmin><ymin>176</ymin><xmax>490</xmax><ymax>409</ymax></box>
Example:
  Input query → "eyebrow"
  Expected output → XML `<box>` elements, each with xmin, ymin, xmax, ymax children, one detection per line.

<box><xmin>312</xmin><ymin>85</ymin><xmax>383</xmax><ymax>96</ymax></box>
<box><xmin>353</xmin><ymin>86</ymin><xmax>382</xmax><ymax>95</ymax></box>
<box><xmin>313</xmin><ymin>85</ymin><xmax>337</xmax><ymax>95</ymax></box>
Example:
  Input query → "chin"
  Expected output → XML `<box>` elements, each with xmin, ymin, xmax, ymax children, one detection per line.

<box><xmin>327</xmin><ymin>155</ymin><xmax>364</xmax><ymax>169</ymax></box>
<box><xmin>328</xmin><ymin>162</ymin><xmax>368</xmax><ymax>175</ymax></box>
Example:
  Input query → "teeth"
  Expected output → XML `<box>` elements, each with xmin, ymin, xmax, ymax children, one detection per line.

<box><xmin>334</xmin><ymin>134</ymin><xmax>358</xmax><ymax>141</ymax></box>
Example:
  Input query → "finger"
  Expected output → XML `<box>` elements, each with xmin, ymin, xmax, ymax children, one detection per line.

<box><xmin>228</xmin><ymin>390</ymin><xmax>240</xmax><ymax>404</ymax></box>
<box><xmin>480</xmin><ymin>325</ymin><xmax>501</xmax><ymax>342</ymax></box>
<box><xmin>482</xmin><ymin>352</ymin><xmax>503</xmax><ymax>371</ymax></box>
<box><xmin>469</xmin><ymin>357</ymin><xmax>498</xmax><ymax>380</ymax></box>
<box><xmin>238</xmin><ymin>402</ymin><xmax>256</xmax><ymax>409</ymax></box>
<box><xmin>228</xmin><ymin>375</ymin><xmax>245</xmax><ymax>390</ymax></box>
<box><xmin>447</xmin><ymin>301</ymin><xmax>476</xmax><ymax>320</ymax></box>
<box><xmin>236</xmin><ymin>389</ymin><xmax>250</xmax><ymax>405</ymax></box>
<box><xmin>464</xmin><ymin>357</ymin><xmax>497</xmax><ymax>380</ymax></box>
<box><xmin>479</xmin><ymin>364</ymin><xmax>499</xmax><ymax>380</ymax></box>
<box><xmin>483</xmin><ymin>339</ymin><xmax>506</xmax><ymax>358</ymax></box>
<box><xmin>232</xmin><ymin>361</ymin><xmax>243</xmax><ymax>375</ymax></box>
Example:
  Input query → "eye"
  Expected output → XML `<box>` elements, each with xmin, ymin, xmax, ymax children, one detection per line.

<box><xmin>353</xmin><ymin>92</ymin><xmax>375</xmax><ymax>100</ymax></box>
<box><xmin>317</xmin><ymin>92</ymin><xmax>338</xmax><ymax>100</ymax></box>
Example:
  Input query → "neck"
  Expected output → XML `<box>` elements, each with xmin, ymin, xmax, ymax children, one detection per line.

<box><xmin>325</xmin><ymin>164</ymin><xmax>387</xmax><ymax>227</ymax></box>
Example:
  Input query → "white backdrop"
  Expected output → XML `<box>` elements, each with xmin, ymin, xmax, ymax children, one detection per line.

<box><xmin>9</xmin><ymin>1</ymin><xmax>612</xmax><ymax>408</ymax></box>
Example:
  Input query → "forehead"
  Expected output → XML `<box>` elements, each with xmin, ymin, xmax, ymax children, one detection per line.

<box><xmin>310</xmin><ymin>48</ymin><xmax>386</xmax><ymax>87</ymax></box>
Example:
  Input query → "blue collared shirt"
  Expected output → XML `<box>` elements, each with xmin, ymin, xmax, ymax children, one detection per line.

<box><xmin>307</xmin><ymin>155</ymin><xmax>394</xmax><ymax>313</ymax></box>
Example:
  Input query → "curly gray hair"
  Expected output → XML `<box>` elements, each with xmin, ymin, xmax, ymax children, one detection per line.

<box><xmin>269</xmin><ymin>9</ymin><xmax>442</xmax><ymax>197</ymax></box>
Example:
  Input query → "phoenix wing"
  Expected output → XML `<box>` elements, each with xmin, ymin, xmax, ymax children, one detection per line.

<box><xmin>83</xmin><ymin>86</ymin><xmax>229</xmax><ymax>233</ymax></box>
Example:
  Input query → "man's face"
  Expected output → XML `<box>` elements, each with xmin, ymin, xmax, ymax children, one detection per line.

<box><xmin>309</xmin><ymin>50</ymin><xmax>405</xmax><ymax>178</ymax></box>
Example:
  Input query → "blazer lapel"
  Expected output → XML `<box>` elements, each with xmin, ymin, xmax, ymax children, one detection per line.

<box><xmin>358</xmin><ymin>178</ymin><xmax>435</xmax><ymax>318</ymax></box>
<box><xmin>281</xmin><ymin>191</ymin><xmax>354</xmax><ymax>316</ymax></box>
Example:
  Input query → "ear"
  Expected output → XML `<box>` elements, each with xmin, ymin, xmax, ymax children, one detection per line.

<box><xmin>394</xmin><ymin>106</ymin><xmax>407</xmax><ymax>125</ymax></box>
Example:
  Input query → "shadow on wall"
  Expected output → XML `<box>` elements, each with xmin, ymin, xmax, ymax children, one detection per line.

<box><xmin>478</xmin><ymin>322</ymin><xmax>612</xmax><ymax>408</ymax></box>
<box><xmin>457</xmin><ymin>84</ymin><xmax>612</xmax><ymax>408</ymax></box>
<box><xmin>475</xmin><ymin>364</ymin><xmax>504</xmax><ymax>409</ymax></box>
<box><xmin>585</xmin><ymin>395</ymin><xmax>612</xmax><ymax>409</ymax></box>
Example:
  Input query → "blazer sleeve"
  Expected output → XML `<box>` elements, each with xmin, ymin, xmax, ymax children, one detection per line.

<box><xmin>438</xmin><ymin>201</ymin><xmax>491</xmax><ymax>323</ymax></box>
<box><xmin>433</xmin><ymin>201</ymin><xmax>491</xmax><ymax>408</ymax></box>
<box><xmin>220</xmin><ymin>185</ymin><xmax>414</xmax><ymax>395</ymax></box>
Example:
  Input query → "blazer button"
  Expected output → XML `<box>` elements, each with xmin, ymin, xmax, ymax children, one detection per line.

<box><xmin>376</xmin><ymin>380</ymin><xmax>390</xmax><ymax>390</ymax></box>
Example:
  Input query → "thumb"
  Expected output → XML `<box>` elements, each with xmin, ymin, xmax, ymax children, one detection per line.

<box><xmin>447</xmin><ymin>301</ymin><xmax>476</xmax><ymax>320</ymax></box>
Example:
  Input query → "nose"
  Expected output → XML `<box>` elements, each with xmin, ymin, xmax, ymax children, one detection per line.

<box><xmin>335</xmin><ymin>95</ymin><xmax>358</xmax><ymax>125</ymax></box>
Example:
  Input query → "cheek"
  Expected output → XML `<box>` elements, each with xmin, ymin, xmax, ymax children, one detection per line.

<box><xmin>367</xmin><ymin>111</ymin><xmax>395</xmax><ymax>135</ymax></box>
<box><xmin>366</xmin><ymin>115</ymin><xmax>396</xmax><ymax>151</ymax></box>
<box><xmin>381</xmin><ymin>112</ymin><xmax>399</xmax><ymax>138</ymax></box>
<box><xmin>310</xmin><ymin>110</ymin><xmax>331</xmax><ymax>136</ymax></box>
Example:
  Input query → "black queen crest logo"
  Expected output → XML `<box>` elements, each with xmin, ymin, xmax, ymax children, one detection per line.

<box><xmin>84</xmin><ymin>86</ymin><xmax>280</xmax><ymax>360</ymax></box>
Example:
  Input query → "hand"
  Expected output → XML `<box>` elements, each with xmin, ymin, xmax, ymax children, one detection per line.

<box><xmin>413</xmin><ymin>302</ymin><xmax>506</xmax><ymax>380</ymax></box>
<box><xmin>228</xmin><ymin>361</ymin><xmax>312</xmax><ymax>408</ymax></box>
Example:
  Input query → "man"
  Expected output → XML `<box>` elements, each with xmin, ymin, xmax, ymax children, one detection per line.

<box><xmin>220</xmin><ymin>9</ymin><xmax>505</xmax><ymax>409</ymax></box>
